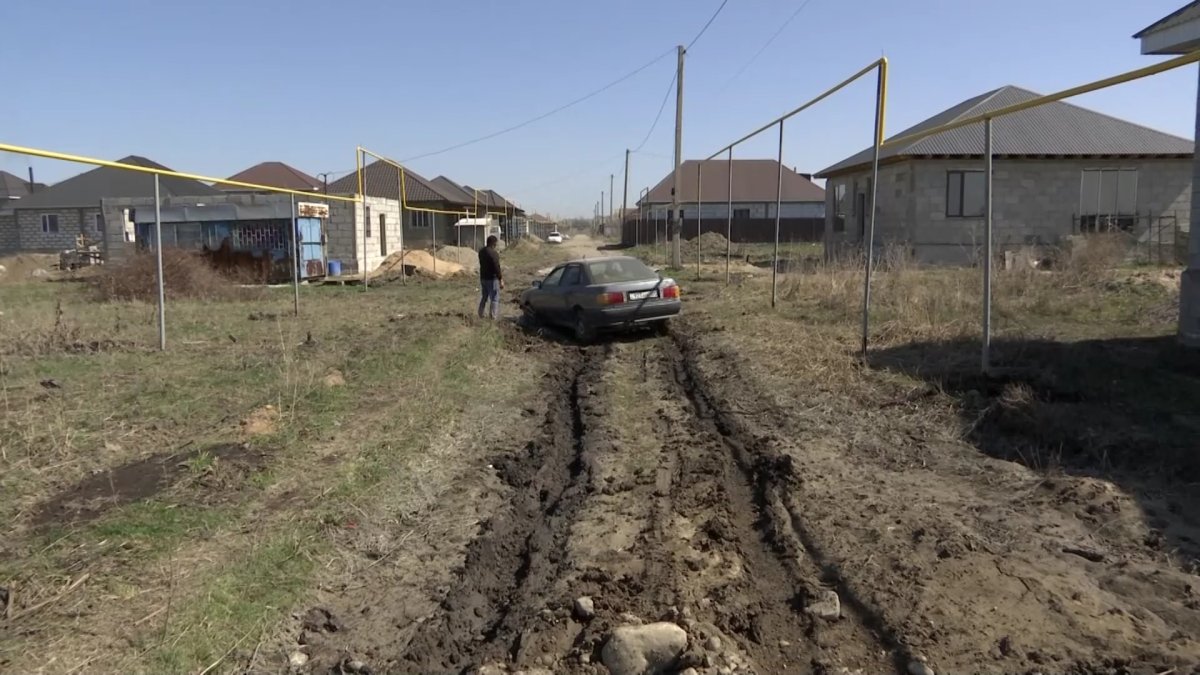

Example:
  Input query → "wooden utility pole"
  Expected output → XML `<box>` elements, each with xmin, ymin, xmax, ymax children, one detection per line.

<box><xmin>609</xmin><ymin>174</ymin><xmax>615</xmax><ymax>235</ymax></box>
<box><xmin>671</xmin><ymin>44</ymin><xmax>685</xmax><ymax>267</ymax></box>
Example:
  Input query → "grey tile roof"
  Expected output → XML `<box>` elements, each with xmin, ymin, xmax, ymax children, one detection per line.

<box><xmin>463</xmin><ymin>186</ymin><xmax>521</xmax><ymax>213</ymax></box>
<box><xmin>429</xmin><ymin>176</ymin><xmax>476</xmax><ymax>206</ymax></box>
<box><xmin>326</xmin><ymin>160</ymin><xmax>455</xmax><ymax>204</ymax></box>
<box><xmin>817</xmin><ymin>86</ymin><xmax>1194</xmax><ymax>177</ymax></box>
<box><xmin>1134</xmin><ymin>0</ymin><xmax>1200</xmax><ymax>37</ymax></box>
<box><xmin>640</xmin><ymin>159</ymin><xmax>825</xmax><ymax>204</ymax></box>
<box><xmin>12</xmin><ymin>156</ymin><xmax>221</xmax><ymax>209</ymax></box>
<box><xmin>0</xmin><ymin>170</ymin><xmax>46</xmax><ymax>201</ymax></box>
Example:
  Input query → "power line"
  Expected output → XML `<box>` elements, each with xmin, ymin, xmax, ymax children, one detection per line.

<box><xmin>632</xmin><ymin>72</ymin><xmax>677</xmax><ymax>152</ymax></box>
<box><xmin>687</xmin><ymin>0</ymin><xmax>731</xmax><ymax>50</ymax></box>
<box><xmin>398</xmin><ymin>48</ymin><xmax>676</xmax><ymax>163</ymax></box>
<box><xmin>720</xmin><ymin>0</ymin><xmax>815</xmax><ymax>91</ymax></box>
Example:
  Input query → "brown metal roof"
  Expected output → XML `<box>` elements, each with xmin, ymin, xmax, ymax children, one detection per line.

<box><xmin>817</xmin><ymin>85</ymin><xmax>1194</xmax><ymax>177</ymax></box>
<box><xmin>326</xmin><ymin>160</ymin><xmax>454</xmax><ymax>204</ymax></box>
<box><xmin>639</xmin><ymin>159</ymin><xmax>825</xmax><ymax>204</ymax></box>
<box><xmin>221</xmin><ymin>162</ymin><xmax>322</xmax><ymax>192</ymax></box>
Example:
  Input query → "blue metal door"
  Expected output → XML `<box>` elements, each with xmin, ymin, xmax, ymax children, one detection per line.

<box><xmin>296</xmin><ymin>217</ymin><xmax>325</xmax><ymax>278</ymax></box>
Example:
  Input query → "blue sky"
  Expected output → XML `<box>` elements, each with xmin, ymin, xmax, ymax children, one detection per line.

<box><xmin>2</xmin><ymin>0</ymin><xmax>1194</xmax><ymax>217</ymax></box>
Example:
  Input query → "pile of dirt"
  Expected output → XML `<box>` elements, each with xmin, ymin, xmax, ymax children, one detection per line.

<box><xmin>0</xmin><ymin>253</ymin><xmax>58</xmax><ymax>283</ymax></box>
<box><xmin>435</xmin><ymin>245</ymin><xmax>481</xmax><ymax>271</ymax></box>
<box><xmin>688</xmin><ymin>231</ymin><xmax>730</xmax><ymax>254</ymax></box>
<box><xmin>372</xmin><ymin>250</ymin><xmax>464</xmax><ymax>279</ymax></box>
<box><xmin>88</xmin><ymin>250</ymin><xmax>263</xmax><ymax>302</ymax></box>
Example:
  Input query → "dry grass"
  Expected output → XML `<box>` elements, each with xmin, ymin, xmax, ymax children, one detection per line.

<box><xmin>88</xmin><ymin>249</ymin><xmax>264</xmax><ymax>303</ymax></box>
<box><xmin>0</xmin><ymin>270</ymin><xmax>546</xmax><ymax>674</ymax></box>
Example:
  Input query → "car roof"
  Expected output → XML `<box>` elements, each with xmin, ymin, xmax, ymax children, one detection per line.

<box><xmin>550</xmin><ymin>255</ymin><xmax>648</xmax><ymax>268</ymax></box>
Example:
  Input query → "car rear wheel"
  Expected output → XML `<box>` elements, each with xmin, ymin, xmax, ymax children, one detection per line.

<box><xmin>573</xmin><ymin>309</ymin><xmax>594</xmax><ymax>344</ymax></box>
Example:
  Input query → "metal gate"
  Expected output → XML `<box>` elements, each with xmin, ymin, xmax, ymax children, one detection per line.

<box><xmin>296</xmin><ymin>216</ymin><xmax>326</xmax><ymax>278</ymax></box>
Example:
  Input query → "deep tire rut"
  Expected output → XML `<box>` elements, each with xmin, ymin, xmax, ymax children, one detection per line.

<box><xmin>400</xmin><ymin>346</ymin><xmax>606</xmax><ymax>673</ymax></box>
<box><xmin>394</xmin><ymin>335</ymin><xmax>893</xmax><ymax>674</ymax></box>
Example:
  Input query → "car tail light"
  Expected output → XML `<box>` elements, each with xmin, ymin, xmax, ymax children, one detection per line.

<box><xmin>597</xmin><ymin>291</ymin><xmax>625</xmax><ymax>305</ymax></box>
<box><xmin>662</xmin><ymin>284</ymin><xmax>680</xmax><ymax>299</ymax></box>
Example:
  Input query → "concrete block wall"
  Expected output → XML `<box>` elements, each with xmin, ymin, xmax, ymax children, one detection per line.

<box><xmin>12</xmin><ymin>208</ymin><xmax>102</xmax><ymax>252</ymax></box>
<box><xmin>0</xmin><ymin>213</ymin><xmax>17</xmax><ymax>252</ymax></box>
<box><xmin>825</xmin><ymin>158</ymin><xmax>1192</xmax><ymax>265</ymax></box>
<box><xmin>325</xmin><ymin>196</ymin><xmax>402</xmax><ymax>275</ymax></box>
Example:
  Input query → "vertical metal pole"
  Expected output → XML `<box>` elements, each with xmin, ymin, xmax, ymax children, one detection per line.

<box><xmin>983</xmin><ymin>118</ymin><xmax>994</xmax><ymax>374</ymax></box>
<box><xmin>610</xmin><ymin>173</ymin><xmax>615</xmax><ymax>233</ymax></box>
<box><xmin>860</xmin><ymin>63</ymin><xmax>886</xmax><ymax>357</ymax></box>
<box><xmin>771</xmin><ymin>121</ymin><xmax>784</xmax><ymax>308</ymax></box>
<box><xmin>153</xmin><ymin>174</ymin><xmax>166</xmax><ymax>351</ymax></box>
<box><xmin>432</xmin><ymin>213</ymin><xmax>438</xmax><ymax>276</ymax></box>
<box><xmin>726</xmin><ymin>147</ymin><xmax>733</xmax><ymax>285</ymax></box>
<box><xmin>671</xmin><ymin>44</ymin><xmax>685</xmax><ymax>268</ymax></box>
<box><xmin>398</xmin><ymin>169</ymin><xmax>406</xmax><ymax>285</ymax></box>
<box><xmin>696</xmin><ymin>161</ymin><xmax>702</xmax><ymax>278</ymax></box>
<box><xmin>291</xmin><ymin>194</ymin><xmax>300</xmax><ymax>316</ymax></box>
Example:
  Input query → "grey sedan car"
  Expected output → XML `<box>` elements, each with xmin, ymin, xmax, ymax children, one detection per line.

<box><xmin>520</xmin><ymin>256</ymin><xmax>681</xmax><ymax>342</ymax></box>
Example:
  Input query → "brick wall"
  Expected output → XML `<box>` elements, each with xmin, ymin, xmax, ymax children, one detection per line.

<box><xmin>324</xmin><ymin>196</ymin><xmax>402</xmax><ymax>275</ymax></box>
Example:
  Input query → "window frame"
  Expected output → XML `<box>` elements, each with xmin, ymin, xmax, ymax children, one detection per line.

<box><xmin>541</xmin><ymin>265</ymin><xmax>566</xmax><ymax>288</ymax></box>
<box><xmin>560</xmin><ymin>263</ymin><xmax>583</xmax><ymax>287</ymax></box>
<box><xmin>945</xmin><ymin>170</ymin><xmax>986</xmax><ymax>218</ymax></box>
<box><xmin>40</xmin><ymin>213</ymin><xmax>60</xmax><ymax>233</ymax></box>
<box><xmin>732</xmin><ymin>208</ymin><xmax>751</xmax><ymax>219</ymax></box>
<box><xmin>93</xmin><ymin>212</ymin><xmax>105</xmax><ymax>233</ymax></box>
<box><xmin>364</xmin><ymin>205</ymin><xmax>372</xmax><ymax>237</ymax></box>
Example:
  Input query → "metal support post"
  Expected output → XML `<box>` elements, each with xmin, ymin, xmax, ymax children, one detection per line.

<box><xmin>726</xmin><ymin>147</ymin><xmax>733</xmax><ymax>285</ymax></box>
<box><xmin>860</xmin><ymin>63</ymin><xmax>886</xmax><ymax>357</ymax></box>
<box><xmin>771</xmin><ymin>121</ymin><xmax>784</xmax><ymax>308</ymax></box>
<box><xmin>696</xmin><ymin>161</ymin><xmax>702</xmax><ymax>278</ymax></box>
<box><xmin>982</xmin><ymin>117</ymin><xmax>994</xmax><ymax>373</ymax></box>
<box><xmin>291</xmin><ymin>194</ymin><xmax>300</xmax><ymax>316</ymax></box>
<box><xmin>154</xmin><ymin>174</ymin><xmax>166</xmax><ymax>351</ymax></box>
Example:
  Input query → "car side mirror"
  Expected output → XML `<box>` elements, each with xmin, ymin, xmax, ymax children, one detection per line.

<box><xmin>531</xmin><ymin>280</ymin><xmax>542</xmax><ymax>288</ymax></box>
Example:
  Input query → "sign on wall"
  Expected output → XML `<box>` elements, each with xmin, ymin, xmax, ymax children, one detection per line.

<box><xmin>297</xmin><ymin>202</ymin><xmax>330</xmax><ymax>218</ymax></box>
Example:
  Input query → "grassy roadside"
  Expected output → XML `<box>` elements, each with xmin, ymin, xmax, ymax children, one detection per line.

<box><xmin>0</xmin><ymin>272</ymin><xmax>545</xmax><ymax>674</ymax></box>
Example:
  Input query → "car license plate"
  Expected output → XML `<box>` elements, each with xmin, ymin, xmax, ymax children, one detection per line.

<box><xmin>628</xmin><ymin>290</ymin><xmax>657</xmax><ymax>300</ymax></box>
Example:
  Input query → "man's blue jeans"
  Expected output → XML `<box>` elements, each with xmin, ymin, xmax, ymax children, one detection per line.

<box><xmin>479</xmin><ymin>278</ymin><xmax>500</xmax><ymax>319</ymax></box>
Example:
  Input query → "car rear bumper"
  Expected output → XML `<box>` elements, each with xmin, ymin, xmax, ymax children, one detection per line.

<box><xmin>592</xmin><ymin>299</ymin><xmax>680</xmax><ymax>329</ymax></box>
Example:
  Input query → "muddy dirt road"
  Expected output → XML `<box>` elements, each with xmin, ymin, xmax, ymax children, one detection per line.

<box><xmin>300</xmin><ymin>332</ymin><xmax>896</xmax><ymax>674</ymax></box>
<box><xmin>287</xmin><ymin>313</ymin><xmax>1200</xmax><ymax>675</ymax></box>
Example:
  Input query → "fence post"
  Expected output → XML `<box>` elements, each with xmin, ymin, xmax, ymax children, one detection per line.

<box><xmin>154</xmin><ymin>174</ymin><xmax>166</xmax><ymax>351</ymax></box>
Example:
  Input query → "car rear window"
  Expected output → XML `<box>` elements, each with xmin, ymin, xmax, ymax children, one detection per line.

<box><xmin>586</xmin><ymin>259</ymin><xmax>655</xmax><ymax>284</ymax></box>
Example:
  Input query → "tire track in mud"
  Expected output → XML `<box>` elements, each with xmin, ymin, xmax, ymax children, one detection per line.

<box><xmin>654</xmin><ymin>337</ymin><xmax>895</xmax><ymax>674</ymax></box>
<box><xmin>399</xmin><ymin>345</ymin><xmax>608</xmax><ymax>673</ymax></box>
<box><xmin>394</xmin><ymin>333</ymin><xmax>895</xmax><ymax>674</ymax></box>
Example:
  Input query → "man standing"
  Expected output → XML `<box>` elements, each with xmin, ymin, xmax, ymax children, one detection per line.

<box><xmin>478</xmin><ymin>235</ymin><xmax>504</xmax><ymax>320</ymax></box>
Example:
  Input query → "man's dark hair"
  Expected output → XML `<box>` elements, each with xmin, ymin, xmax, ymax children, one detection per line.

<box><xmin>486</xmin><ymin>235</ymin><xmax>498</xmax><ymax>246</ymax></box>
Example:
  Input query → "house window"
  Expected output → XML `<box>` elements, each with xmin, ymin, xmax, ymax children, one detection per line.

<box><xmin>1079</xmin><ymin>168</ymin><xmax>1137</xmax><ymax>232</ymax></box>
<box><xmin>833</xmin><ymin>184</ymin><xmax>847</xmax><ymax>216</ymax></box>
<box><xmin>364</xmin><ymin>205</ymin><xmax>372</xmax><ymax>236</ymax></box>
<box><xmin>41</xmin><ymin>213</ymin><xmax>59</xmax><ymax>233</ymax></box>
<box><xmin>732</xmin><ymin>208</ymin><xmax>750</xmax><ymax>219</ymax></box>
<box><xmin>93</xmin><ymin>213</ymin><xmax>105</xmax><ymax>233</ymax></box>
<box><xmin>946</xmin><ymin>170</ymin><xmax>985</xmax><ymax>218</ymax></box>
<box><xmin>410</xmin><ymin>211</ymin><xmax>432</xmax><ymax>228</ymax></box>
